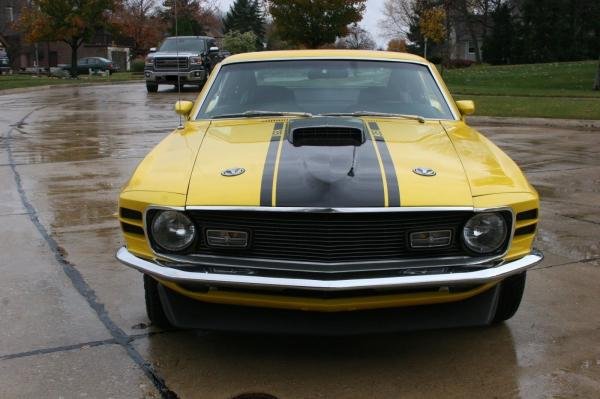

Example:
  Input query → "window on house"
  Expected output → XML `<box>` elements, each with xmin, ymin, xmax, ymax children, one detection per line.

<box><xmin>468</xmin><ymin>40</ymin><xmax>476</xmax><ymax>54</ymax></box>
<box><xmin>6</xmin><ymin>7</ymin><xmax>14</xmax><ymax>22</ymax></box>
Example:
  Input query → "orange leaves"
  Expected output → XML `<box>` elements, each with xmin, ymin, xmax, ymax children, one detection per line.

<box><xmin>419</xmin><ymin>6</ymin><xmax>446</xmax><ymax>44</ymax></box>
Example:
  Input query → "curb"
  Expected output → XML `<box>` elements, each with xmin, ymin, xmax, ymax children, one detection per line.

<box><xmin>468</xmin><ymin>116</ymin><xmax>600</xmax><ymax>130</ymax></box>
<box><xmin>0</xmin><ymin>79</ymin><xmax>143</xmax><ymax>96</ymax></box>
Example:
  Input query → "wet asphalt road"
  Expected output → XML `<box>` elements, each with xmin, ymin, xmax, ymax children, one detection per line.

<box><xmin>0</xmin><ymin>83</ymin><xmax>599</xmax><ymax>398</ymax></box>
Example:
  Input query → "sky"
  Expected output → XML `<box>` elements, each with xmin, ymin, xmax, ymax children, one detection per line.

<box><xmin>217</xmin><ymin>0</ymin><xmax>388</xmax><ymax>48</ymax></box>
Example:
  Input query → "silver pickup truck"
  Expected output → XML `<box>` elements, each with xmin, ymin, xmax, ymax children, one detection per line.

<box><xmin>144</xmin><ymin>36</ymin><xmax>221</xmax><ymax>93</ymax></box>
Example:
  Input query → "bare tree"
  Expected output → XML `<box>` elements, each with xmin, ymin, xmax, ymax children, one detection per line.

<box><xmin>337</xmin><ymin>24</ymin><xmax>376</xmax><ymax>49</ymax></box>
<box><xmin>379</xmin><ymin>0</ymin><xmax>415</xmax><ymax>39</ymax></box>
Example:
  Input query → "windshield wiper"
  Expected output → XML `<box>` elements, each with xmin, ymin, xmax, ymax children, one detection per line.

<box><xmin>321</xmin><ymin>111</ymin><xmax>425</xmax><ymax>123</ymax></box>
<box><xmin>212</xmin><ymin>110</ymin><xmax>313</xmax><ymax>119</ymax></box>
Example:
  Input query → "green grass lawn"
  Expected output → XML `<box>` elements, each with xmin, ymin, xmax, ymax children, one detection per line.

<box><xmin>0</xmin><ymin>72</ymin><xmax>143</xmax><ymax>91</ymax></box>
<box><xmin>444</xmin><ymin>61</ymin><xmax>600</xmax><ymax>119</ymax></box>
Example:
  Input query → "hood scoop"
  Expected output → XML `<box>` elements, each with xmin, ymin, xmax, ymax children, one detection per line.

<box><xmin>289</xmin><ymin>117</ymin><xmax>365</xmax><ymax>147</ymax></box>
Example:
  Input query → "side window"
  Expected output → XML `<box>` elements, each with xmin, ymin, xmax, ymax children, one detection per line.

<box><xmin>209</xmin><ymin>41</ymin><xmax>217</xmax><ymax>49</ymax></box>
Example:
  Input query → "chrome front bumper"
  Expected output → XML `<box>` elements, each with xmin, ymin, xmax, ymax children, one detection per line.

<box><xmin>144</xmin><ymin>69</ymin><xmax>206</xmax><ymax>82</ymax></box>
<box><xmin>116</xmin><ymin>247</ymin><xmax>543</xmax><ymax>291</ymax></box>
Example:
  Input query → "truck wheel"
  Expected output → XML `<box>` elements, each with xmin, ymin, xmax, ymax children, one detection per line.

<box><xmin>492</xmin><ymin>272</ymin><xmax>526</xmax><ymax>323</ymax></box>
<box><xmin>143</xmin><ymin>274</ymin><xmax>172</xmax><ymax>328</ymax></box>
<box><xmin>146</xmin><ymin>82</ymin><xmax>158</xmax><ymax>93</ymax></box>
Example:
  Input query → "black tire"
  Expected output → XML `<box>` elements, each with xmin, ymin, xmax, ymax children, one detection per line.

<box><xmin>146</xmin><ymin>82</ymin><xmax>158</xmax><ymax>93</ymax></box>
<box><xmin>492</xmin><ymin>272</ymin><xmax>526</xmax><ymax>323</ymax></box>
<box><xmin>143</xmin><ymin>274</ymin><xmax>172</xmax><ymax>328</ymax></box>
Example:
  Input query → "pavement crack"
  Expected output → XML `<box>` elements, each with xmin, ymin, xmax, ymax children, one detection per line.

<box><xmin>531</xmin><ymin>256</ymin><xmax>600</xmax><ymax>271</ymax></box>
<box><xmin>0</xmin><ymin>338</ymin><xmax>118</xmax><ymax>361</ymax></box>
<box><xmin>561</xmin><ymin>214</ymin><xmax>600</xmax><ymax>226</ymax></box>
<box><xmin>4</xmin><ymin>107</ymin><xmax>178</xmax><ymax>399</ymax></box>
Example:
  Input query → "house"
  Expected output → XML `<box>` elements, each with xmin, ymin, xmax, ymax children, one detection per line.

<box><xmin>0</xmin><ymin>1</ymin><xmax>131</xmax><ymax>72</ymax></box>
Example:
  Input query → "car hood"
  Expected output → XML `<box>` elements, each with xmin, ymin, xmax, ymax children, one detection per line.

<box><xmin>186</xmin><ymin>118</ymin><xmax>476</xmax><ymax>207</ymax></box>
<box><xmin>151</xmin><ymin>52</ymin><xmax>200</xmax><ymax>58</ymax></box>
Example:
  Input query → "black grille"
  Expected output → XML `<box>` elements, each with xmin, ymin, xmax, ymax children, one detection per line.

<box><xmin>185</xmin><ymin>211</ymin><xmax>476</xmax><ymax>262</ymax></box>
<box><xmin>291</xmin><ymin>127</ymin><xmax>364</xmax><ymax>146</ymax></box>
<box><xmin>154</xmin><ymin>57</ymin><xmax>188</xmax><ymax>70</ymax></box>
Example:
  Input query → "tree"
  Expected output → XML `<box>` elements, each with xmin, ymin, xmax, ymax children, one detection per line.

<box><xmin>17</xmin><ymin>0</ymin><xmax>116</xmax><ymax>77</ymax></box>
<box><xmin>113</xmin><ymin>0</ymin><xmax>165</xmax><ymax>57</ymax></box>
<box><xmin>268</xmin><ymin>0</ymin><xmax>367</xmax><ymax>48</ymax></box>
<box><xmin>387</xmin><ymin>38</ymin><xmax>407</xmax><ymax>52</ymax></box>
<box><xmin>222</xmin><ymin>30</ymin><xmax>259</xmax><ymax>53</ymax></box>
<box><xmin>379</xmin><ymin>0</ymin><xmax>414</xmax><ymax>40</ymax></box>
<box><xmin>594</xmin><ymin>56</ymin><xmax>600</xmax><ymax>91</ymax></box>
<box><xmin>161</xmin><ymin>0</ymin><xmax>221</xmax><ymax>36</ymax></box>
<box><xmin>482</xmin><ymin>2</ymin><xmax>513</xmax><ymax>64</ymax></box>
<box><xmin>336</xmin><ymin>24</ymin><xmax>375</xmax><ymax>49</ymax></box>
<box><xmin>223</xmin><ymin>0</ymin><xmax>265</xmax><ymax>50</ymax></box>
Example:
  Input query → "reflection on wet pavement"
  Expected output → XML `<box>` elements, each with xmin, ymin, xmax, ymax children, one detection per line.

<box><xmin>1</xmin><ymin>83</ymin><xmax>599</xmax><ymax>398</ymax></box>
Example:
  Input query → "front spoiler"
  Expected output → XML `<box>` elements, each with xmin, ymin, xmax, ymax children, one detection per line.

<box><xmin>116</xmin><ymin>247</ymin><xmax>543</xmax><ymax>291</ymax></box>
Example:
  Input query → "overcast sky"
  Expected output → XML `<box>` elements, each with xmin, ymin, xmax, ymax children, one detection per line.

<box><xmin>217</xmin><ymin>0</ymin><xmax>388</xmax><ymax>48</ymax></box>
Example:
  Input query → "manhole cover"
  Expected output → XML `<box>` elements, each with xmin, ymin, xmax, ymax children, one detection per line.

<box><xmin>231</xmin><ymin>394</ymin><xmax>279</xmax><ymax>399</ymax></box>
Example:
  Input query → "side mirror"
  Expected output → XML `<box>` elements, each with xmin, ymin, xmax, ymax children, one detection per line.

<box><xmin>209</xmin><ymin>46</ymin><xmax>219</xmax><ymax>53</ymax></box>
<box><xmin>149</xmin><ymin>47</ymin><xmax>157</xmax><ymax>53</ymax></box>
<box><xmin>174</xmin><ymin>100</ymin><xmax>194</xmax><ymax>117</ymax></box>
<box><xmin>456</xmin><ymin>100</ymin><xmax>475</xmax><ymax>116</ymax></box>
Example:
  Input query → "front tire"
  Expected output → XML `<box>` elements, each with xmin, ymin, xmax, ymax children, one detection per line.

<box><xmin>143</xmin><ymin>274</ymin><xmax>171</xmax><ymax>328</ymax></box>
<box><xmin>492</xmin><ymin>272</ymin><xmax>526</xmax><ymax>323</ymax></box>
<box><xmin>146</xmin><ymin>82</ymin><xmax>158</xmax><ymax>93</ymax></box>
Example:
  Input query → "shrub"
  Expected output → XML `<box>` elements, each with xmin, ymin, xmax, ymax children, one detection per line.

<box><xmin>131</xmin><ymin>59</ymin><xmax>145</xmax><ymax>73</ymax></box>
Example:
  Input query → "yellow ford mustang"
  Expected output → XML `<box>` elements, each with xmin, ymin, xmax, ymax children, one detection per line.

<box><xmin>116</xmin><ymin>50</ymin><xmax>542</xmax><ymax>333</ymax></box>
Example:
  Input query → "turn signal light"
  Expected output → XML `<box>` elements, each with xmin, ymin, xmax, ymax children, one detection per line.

<box><xmin>206</xmin><ymin>230</ymin><xmax>249</xmax><ymax>248</ymax></box>
<box><xmin>409</xmin><ymin>230</ymin><xmax>452</xmax><ymax>248</ymax></box>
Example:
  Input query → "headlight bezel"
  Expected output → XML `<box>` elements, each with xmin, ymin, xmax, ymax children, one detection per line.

<box><xmin>147</xmin><ymin>209</ymin><xmax>197</xmax><ymax>253</ymax></box>
<box><xmin>461</xmin><ymin>210</ymin><xmax>513</xmax><ymax>256</ymax></box>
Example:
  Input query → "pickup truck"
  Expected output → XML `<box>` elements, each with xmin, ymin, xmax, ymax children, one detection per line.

<box><xmin>144</xmin><ymin>36</ymin><xmax>221</xmax><ymax>93</ymax></box>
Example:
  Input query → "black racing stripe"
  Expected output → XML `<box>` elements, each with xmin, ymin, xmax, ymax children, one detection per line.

<box><xmin>368</xmin><ymin>122</ymin><xmax>401</xmax><ymax>207</ymax></box>
<box><xmin>260</xmin><ymin>122</ymin><xmax>284</xmax><ymax>206</ymax></box>
<box><xmin>275</xmin><ymin>121</ymin><xmax>385</xmax><ymax>207</ymax></box>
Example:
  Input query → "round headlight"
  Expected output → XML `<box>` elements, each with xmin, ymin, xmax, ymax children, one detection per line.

<box><xmin>462</xmin><ymin>212</ymin><xmax>508</xmax><ymax>254</ymax></box>
<box><xmin>151</xmin><ymin>211</ymin><xmax>196</xmax><ymax>251</ymax></box>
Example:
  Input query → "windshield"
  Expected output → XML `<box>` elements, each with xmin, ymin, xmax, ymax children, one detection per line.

<box><xmin>158</xmin><ymin>38</ymin><xmax>206</xmax><ymax>53</ymax></box>
<box><xmin>196</xmin><ymin>60</ymin><xmax>454</xmax><ymax>120</ymax></box>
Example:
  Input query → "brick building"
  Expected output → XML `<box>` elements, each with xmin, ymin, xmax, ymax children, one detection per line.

<box><xmin>0</xmin><ymin>1</ymin><xmax>131</xmax><ymax>72</ymax></box>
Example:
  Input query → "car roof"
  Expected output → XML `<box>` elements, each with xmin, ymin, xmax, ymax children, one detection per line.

<box><xmin>221</xmin><ymin>50</ymin><xmax>429</xmax><ymax>65</ymax></box>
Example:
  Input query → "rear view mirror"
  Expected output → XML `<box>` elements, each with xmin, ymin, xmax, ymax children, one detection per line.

<box><xmin>209</xmin><ymin>46</ymin><xmax>219</xmax><ymax>53</ymax></box>
<box><xmin>149</xmin><ymin>47</ymin><xmax>157</xmax><ymax>53</ymax></box>
<box><xmin>175</xmin><ymin>100</ymin><xmax>194</xmax><ymax>117</ymax></box>
<box><xmin>456</xmin><ymin>100</ymin><xmax>475</xmax><ymax>116</ymax></box>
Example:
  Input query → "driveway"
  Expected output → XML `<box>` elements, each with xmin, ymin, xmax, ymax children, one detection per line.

<box><xmin>1</xmin><ymin>83</ymin><xmax>599</xmax><ymax>398</ymax></box>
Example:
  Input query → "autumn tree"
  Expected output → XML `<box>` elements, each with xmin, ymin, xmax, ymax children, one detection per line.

<box><xmin>268</xmin><ymin>0</ymin><xmax>367</xmax><ymax>48</ymax></box>
<box><xmin>17</xmin><ymin>0</ymin><xmax>116</xmax><ymax>77</ymax></box>
<box><xmin>419</xmin><ymin>5</ymin><xmax>445</xmax><ymax>59</ymax></box>
<box><xmin>113</xmin><ymin>0</ymin><xmax>165</xmax><ymax>57</ymax></box>
<box><xmin>223</xmin><ymin>0</ymin><xmax>265</xmax><ymax>50</ymax></box>
<box><xmin>387</xmin><ymin>38</ymin><xmax>407</xmax><ymax>52</ymax></box>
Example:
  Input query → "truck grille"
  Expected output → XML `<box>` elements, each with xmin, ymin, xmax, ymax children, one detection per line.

<box><xmin>154</xmin><ymin>57</ymin><xmax>188</xmax><ymax>70</ymax></box>
<box><xmin>182</xmin><ymin>210</ymin><xmax>477</xmax><ymax>262</ymax></box>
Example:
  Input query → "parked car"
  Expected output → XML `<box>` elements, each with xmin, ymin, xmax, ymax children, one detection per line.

<box><xmin>116</xmin><ymin>50</ymin><xmax>543</xmax><ymax>333</ymax></box>
<box><xmin>144</xmin><ymin>36</ymin><xmax>222</xmax><ymax>93</ymax></box>
<box><xmin>75</xmin><ymin>57</ymin><xmax>119</xmax><ymax>74</ymax></box>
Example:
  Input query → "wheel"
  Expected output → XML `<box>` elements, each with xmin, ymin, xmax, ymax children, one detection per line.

<box><xmin>492</xmin><ymin>272</ymin><xmax>526</xmax><ymax>323</ymax></box>
<box><xmin>146</xmin><ymin>82</ymin><xmax>158</xmax><ymax>93</ymax></box>
<box><xmin>143</xmin><ymin>274</ymin><xmax>172</xmax><ymax>328</ymax></box>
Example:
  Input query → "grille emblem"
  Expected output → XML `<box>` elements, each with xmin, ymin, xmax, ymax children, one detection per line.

<box><xmin>221</xmin><ymin>167</ymin><xmax>246</xmax><ymax>177</ymax></box>
<box><xmin>413</xmin><ymin>167</ymin><xmax>436</xmax><ymax>177</ymax></box>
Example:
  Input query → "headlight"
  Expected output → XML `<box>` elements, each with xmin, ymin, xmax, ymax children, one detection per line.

<box><xmin>462</xmin><ymin>212</ymin><xmax>508</xmax><ymax>254</ymax></box>
<box><xmin>151</xmin><ymin>211</ymin><xmax>196</xmax><ymax>251</ymax></box>
<box><xmin>145</xmin><ymin>56</ymin><xmax>153</xmax><ymax>66</ymax></box>
<box><xmin>190</xmin><ymin>57</ymin><xmax>203</xmax><ymax>64</ymax></box>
